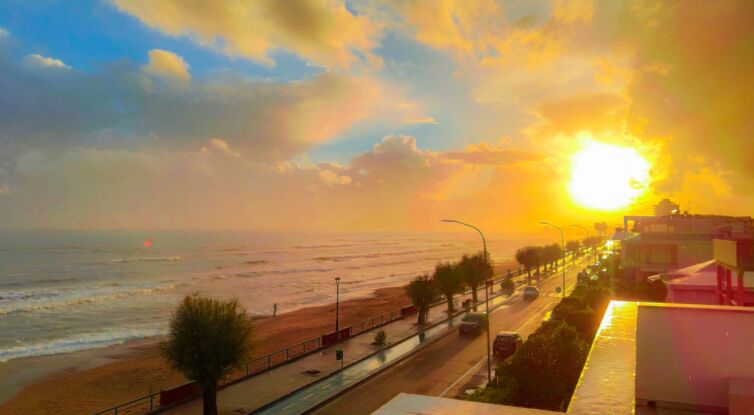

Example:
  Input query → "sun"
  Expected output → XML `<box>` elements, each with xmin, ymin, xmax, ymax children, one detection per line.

<box><xmin>568</xmin><ymin>141</ymin><xmax>650</xmax><ymax>210</ymax></box>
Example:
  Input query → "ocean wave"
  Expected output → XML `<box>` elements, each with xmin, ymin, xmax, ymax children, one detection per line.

<box><xmin>0</xmin><ymin>283</ymin><xmax>176</xmax><ymax>316</ymax></box>
<box><xmin>236</xmin><ymin>271</ymin><xmax>264</xmax><ymax>278</ymax></box>
<box><xmin>313</xmin><ymin>249</ymin><xmax>425</xmax><ymax>262</ymax></box>
<box><xmin>107</xmin><ymin>256</ymin><xmax>181</xmax><ymax>264</ymax></box>
<box><xmin>0</xmin><ymin>325</ymin><xmax>166</xmax><ymax>362</ymax></box>
<box><xmin>293</xmin><ymin>243</ymin><xmax>355</xmax><ymax>249</ymax></box>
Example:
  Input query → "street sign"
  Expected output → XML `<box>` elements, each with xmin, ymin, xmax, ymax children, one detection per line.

<box><xmin>335</xmin><ymin>347</ymin><xmax>344</xmax><ymax>371</ymax></box>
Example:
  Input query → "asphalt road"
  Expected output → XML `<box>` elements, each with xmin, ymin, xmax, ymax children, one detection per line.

<box><xmin>312</xmin><ymin>260</ymin><xmax>586</xmax><ymax>415</ymax></box>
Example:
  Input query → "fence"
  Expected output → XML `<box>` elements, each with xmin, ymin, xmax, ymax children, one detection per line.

<box><xmin>92</xmin><ymin>265</ymin><xmax>541</xmax><ymax>415</ymax></box>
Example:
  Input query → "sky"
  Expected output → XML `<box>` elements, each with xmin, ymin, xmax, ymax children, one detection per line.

<box><xmin>0</xmin><ymin>0</ymin><xmax>752</xmax><ymax>232</ymax></box>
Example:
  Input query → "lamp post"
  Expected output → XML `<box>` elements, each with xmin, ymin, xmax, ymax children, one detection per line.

<box><xmin>571</xmin><ymin>224</ymin><xmax>595</xmax><ymax>265</ymax></box>
<box><xmin>335</xmin><ymin>276</ymin><xmax>341</xmax><ymax>332</ymax></box>
<box><xmin>442</xmin><ymin>219</ymin><xmax>492</xmax><ymax>384</ymax></box>
<box><xmin>540</xmin><ymin>221</ymin><xmax>566</xmax><ymax>298</ymax></box>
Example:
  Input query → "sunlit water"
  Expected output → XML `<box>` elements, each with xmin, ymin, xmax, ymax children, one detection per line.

<box><xmin>0</xmin><ymin>230</ymin><xmax>549</xmax><ymax>362</ymax></box>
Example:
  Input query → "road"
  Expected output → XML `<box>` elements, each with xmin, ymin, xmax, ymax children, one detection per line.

<box><xmin>312</xmin><ymin>259</ymin><xmax>586</xmax><ymax>415</ymax></box>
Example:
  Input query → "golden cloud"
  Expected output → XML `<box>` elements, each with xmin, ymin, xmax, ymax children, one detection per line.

<box><xmin>143</xmin><ymin>49</ymin><xmax>191</xmax><ymax>81</ymax></box>
<box><xmin>113</xmin><ymin>0</ymin><xmax>380</xmax><ymax>68</ymax></box>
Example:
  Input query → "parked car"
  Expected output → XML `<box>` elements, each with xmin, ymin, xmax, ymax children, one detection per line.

<box><xmin>493</xmin><ymin>331</ymin><xmax>523</xmax><ymax>359</ymax></box>
<box><xmin>522</xmin><ymin>285</ymin><xmax>539</xmax><ymax>301</ymax></box>
<box><xmin>458</xmin><ymin>312</ymin><xmax>488</xmax><ymax>335</ymax></box>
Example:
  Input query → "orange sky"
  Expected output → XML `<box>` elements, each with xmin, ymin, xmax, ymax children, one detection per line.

<box><xmin>0</xmin><ymin>1</ymin><xmax>752</xmax><ymax>232</ymax></box>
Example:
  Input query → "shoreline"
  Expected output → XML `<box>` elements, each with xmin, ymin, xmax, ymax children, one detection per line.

<box><xmin>0</xmin><ymin>259</ymin><xmax>517</xmax><ymax>415</ymax></box>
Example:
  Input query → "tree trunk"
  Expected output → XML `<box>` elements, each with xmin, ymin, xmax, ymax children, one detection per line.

<box><xmin>446</xmin><ymin>295</ymin><xmax>454</xmax><ymax>313</ymax></box>
<box><xmin>527</xmin><ymin>268</ymin><xmax>531</xmax><ymax>285</ymax></box>
<box><xmin>471</xmin><ymin>285</ymin><xmax>478</xmax><ymax>311</ymax></box>
<box><xmin>202</xmin><ymin>384</ymin><xmax>218</xmax><ymax>415</ymax></box>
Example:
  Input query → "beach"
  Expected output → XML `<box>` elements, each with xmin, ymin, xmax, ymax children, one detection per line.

<box><xmin>0</xmin><ymin>285</ymin><xmax>411</xmax><ymax>415</ymax></box>
<box><xmin>0</xmin><ymin>259</ymin><xmax>517</xmax><ymax>415</ymax></box>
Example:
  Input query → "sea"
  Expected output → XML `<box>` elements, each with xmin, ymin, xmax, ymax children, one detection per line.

<box><xmin>0</xmin><ymin>230</ymin><xmax>552</xmax><ymax>363</ymax></box>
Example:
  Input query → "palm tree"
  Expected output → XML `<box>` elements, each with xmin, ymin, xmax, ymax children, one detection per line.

<box><xmin>405</xmin><ymin>275</ymin><xmax>437</xmax><ymax>325</ymax></box>
<box><xmin>458</xmin><ymin>252</ymin><xmax>492</xmax><ymax>310</ymax></box>
<box><xmin>160</xmin><ymin>294</ymin><xmax>254</xmax><ymax>415</ymax></box>
<box><xmin>433</xmin><ymin>262</ymin><xmax>463</xmax><ymax>314</ymax></box>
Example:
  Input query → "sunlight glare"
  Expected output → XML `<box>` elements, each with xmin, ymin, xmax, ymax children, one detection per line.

<box><xmin>568</xmin><ymin>141</ymin><xmax>650</xmax><ymax>210</ymax></box>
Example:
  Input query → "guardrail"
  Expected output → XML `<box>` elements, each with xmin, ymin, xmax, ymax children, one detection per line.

<box><xmin>91</xmin><ymin>257</ymin><xmax>591</xmax><ymax>415</ymax></box>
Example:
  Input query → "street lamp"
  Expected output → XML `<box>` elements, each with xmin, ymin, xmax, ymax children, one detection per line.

<box><xmin>540</xmin><ymin>221</ymin><xmax>566</xmax><ymax>298</ymax></box>
<box><xmin>335</xmin><ymin>276</ymin><xmax>341</xmax><ymax>332</ymax></box>
<box><xmin>441</xmin><ymin>219</ymin><xmax>492</xmax><ymax>384</ymax></box>
<box><xmin>571</xmin><ymin>224</ymin><xmax>596</xmax><ymax>266</ymax></box>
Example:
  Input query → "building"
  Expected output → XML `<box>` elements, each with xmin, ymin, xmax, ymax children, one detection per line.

<box><xmin>652</xmin><ymin>239</ymin><xmax>754</xmax><ymax>307</ymax></box>
<box><xmin>620</xmin><ymin>207</ymin><xmax>752</xmax><ymax>281</ymax></box>
<box><xmin>655</xmin><ymin>198</ymin><xmax>680</xmax><ymax>217</ymax></box>
<box><xmin>373</xmin><ymin>301</ymin><xmax>754</xmax><ymax>414</ymax></box>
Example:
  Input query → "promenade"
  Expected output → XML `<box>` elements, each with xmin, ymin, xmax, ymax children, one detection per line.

<box><xmin>159</xmin><ymin>276</ymin><xmax>526</xmax><ymax>415</ymax></box>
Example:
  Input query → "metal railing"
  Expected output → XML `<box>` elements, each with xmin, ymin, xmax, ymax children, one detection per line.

<box><xmin>92</xmin><ymin>260</ymin><xmax>580</xmax><ymax>415</ymax></box>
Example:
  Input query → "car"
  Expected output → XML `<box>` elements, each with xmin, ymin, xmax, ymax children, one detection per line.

<box><xmin>576</xmin><ymin>271</ymin><xmax>590</xmax><ymax>286</ymax></box>
<box><xmin>493</xmin><ymin>331</ymin><xmax>523</xmax><ymax>359</ymax></box>
<box><xmin>522</xmin><ymin>285</ymin><xmax>539</xmax><ymax>301</ymax></box>
<box><xmin>458</xmin><ymin>312</ymin><xmax>488</xmax><ymax>335</ymax></box>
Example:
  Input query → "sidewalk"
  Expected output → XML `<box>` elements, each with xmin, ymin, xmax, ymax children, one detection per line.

<box><xmin>158</xmin><ymin>279</ymin><xmax>521</xmax><ymax>415</ymax></box>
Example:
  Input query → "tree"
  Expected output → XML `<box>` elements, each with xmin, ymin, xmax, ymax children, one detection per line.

<box><xmin>161</xmin><ymin>294</ymin><xmax>254</xmax><ymax>415</ymax></box>
<box><xmin>534</xmin><ymin>246</ymin><xmax>544</xmax><ymax>276</ymax></box>
<box><xmin>458</xmin><ymin>253</ymin><xmax>492</xmax><ymax>310</ymax></box>
<box><xmin>433</xmin><ymin>262</ymin><xmax>464</xmax><ymax>314</ymax></box>
<box><xmin>405</xmin><ymin>275</ymin><xmax>437</xmax><ymax>325</ymax></box>
<box><xmin>506</xmin><ymin>321</ymin><xmax>587</xmax><ymax>410</ymax></box>
<box><xmin>546</xmin><ymin>244</ymin><xmax>562</xmax><ymax>271</ymax></box>
<box><xmin>566</xmin><ymin>240</ymin><xmax>580</xmax><ymax>264</ymax></box>
<box><xmin>515</xmin><ymin>246</ymin><xmax>538</xmax><ymax>285</ymax></box>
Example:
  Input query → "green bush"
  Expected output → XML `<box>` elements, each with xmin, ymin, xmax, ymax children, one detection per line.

<box><xmin>468</xmin><ymin>384</ymin><xmax>512</xmax><ymax>404</ymax></box>
<box><xmin>506</xmin><ymin>322</ymin><xmax>588</xmax><ymax>410</ymax></box>
<box><xmin>551</xmin><ymin>300</ymin><xmax>596</xmax><ymax>340</ymax></box>
<box><xmin>500</xmin><ymin>278</ymin><xmax>515</xmax><ymax>295</ymax></box>
<box><xmin>477</xmin><ymin>267</ymin><xmax>613</xmax><ymax>411</ymax></box>
<box><xmin>373</xmin><ymin>329</ymin><xmax>387</xmax><ymax>346</ymax></box>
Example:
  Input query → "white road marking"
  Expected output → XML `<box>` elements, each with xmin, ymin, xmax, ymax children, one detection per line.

<box><xmin>438</xmin><ymin>299</ymin><xmax>554</xmax><ymax>398</ymax></box>
<box><xmin>438</xmin><ymin>353</ymin><xmax>489</xmax><ymax>397</ymax></box>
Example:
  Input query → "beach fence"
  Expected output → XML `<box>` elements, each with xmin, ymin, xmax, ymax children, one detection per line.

<box><xmin>92</xmin><ymin>267</ymin><xmax>532</xmax><ymax>415</ymax></box>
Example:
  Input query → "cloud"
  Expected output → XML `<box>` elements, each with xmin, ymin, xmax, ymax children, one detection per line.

<box><xmin>318</xmin><ymin>168</ymin><xmax>352</xmax><ymax>186</ymax></box>
<box><xmin>402</xmin><ymin>116</ymin><xmax>437</xmax><ymax>125</ymax></box>
<box><xmin>0</xmin><ymin>40</ymin><xmax>392</xmax><ymax>161</ymax></box>
<box><xmin>23</xmin><ymin>54</ymin><xmax>70</xmax><ymax>69</ymax></box>
<box><xmin>534</xmin><ymin>92</ymin><xmax>627</xmax><ymax>136</ymax></box>
<box><xmin>0</xmin><ymin>27</ymin><xmax>7</xmax><ymax>38</ymax></box>
<box><xmin>201</xmin><ymin>138</ymin><xmax>240</xmax><ymax>158</ymax></box>
<box><xmin>442</xmin><ymin>143</ymin><xmax>545</xmax><ymax>166</ymax></box>
<box><xmin>112</xmin><ymin>0</ymin><xmax>380</xmax><ymax>68</ymax></box>
<box><xmin>143</xmin><ymin>49</ymin><xmax>191</xmax><ymax>80</ymax></box>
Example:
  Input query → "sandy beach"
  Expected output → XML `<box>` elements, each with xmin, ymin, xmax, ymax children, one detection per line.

<box><xmin>0</xmin><ymin>286</ymin><xmax>411</xmax><ymax>415</ymax></box>
<box><xmin>0</xmin><ymin>260</ymin><xmax>516</xmax><ymax>415</ymax></box>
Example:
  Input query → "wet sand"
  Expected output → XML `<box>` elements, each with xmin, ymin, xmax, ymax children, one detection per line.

<box><xmin>0</xmin><ymin>260</ymin><xmax>517</xmax><ymax>415</ymax></box>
